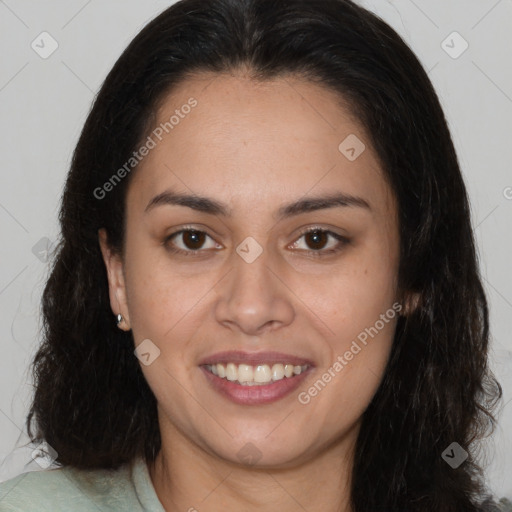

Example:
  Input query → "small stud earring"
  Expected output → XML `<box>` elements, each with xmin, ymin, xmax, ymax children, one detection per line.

<box><xmin>116</xmin><ymin>314</ymin><xmax>123</xmax><ymax>325</ymax></box>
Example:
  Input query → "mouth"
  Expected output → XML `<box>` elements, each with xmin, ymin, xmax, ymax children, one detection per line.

<box><xmin>203</xmin><ymin>362</ymin><xmax>310</xmax><ymax>385</ymax></box>
<box><xmin>199</xmin><ymin>351</ymin><xmax>315</xmax><ymax>405</ymax></box>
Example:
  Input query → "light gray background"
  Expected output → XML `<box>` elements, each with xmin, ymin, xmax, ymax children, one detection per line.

<box><xmin>0</xmin><ymin>0</ymin><xmax>511</xmax><ymax>499</ymax></box>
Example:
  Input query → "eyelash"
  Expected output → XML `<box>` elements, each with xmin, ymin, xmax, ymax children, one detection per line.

<box><xmin>163</xmin><ymin>225</ymin><xmax>350</xmax><ymax>258</ymax></box>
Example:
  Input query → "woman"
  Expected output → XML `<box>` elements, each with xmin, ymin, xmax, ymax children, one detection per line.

<box><xmin>0</xmin><ymin>0</ymin><xmax>507</xmax><ymax>510</ymax></box>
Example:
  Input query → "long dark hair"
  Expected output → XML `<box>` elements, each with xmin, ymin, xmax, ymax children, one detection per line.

<box><xmin>26</xmin><ymin>0</ymin><xmax>502</xmax><ymax>510</ymax></box>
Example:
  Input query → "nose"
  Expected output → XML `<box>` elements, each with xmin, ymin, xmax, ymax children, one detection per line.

<box><xmin>213</xmin><ymin>244</ymin><xmax>295</xmax><ymax>336</ymax></box>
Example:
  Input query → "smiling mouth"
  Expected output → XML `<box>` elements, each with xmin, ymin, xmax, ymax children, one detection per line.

<box><xmin>203</xmin><ymin>362</ymin><xmax>310</xmax><ymax>386</ymax></box>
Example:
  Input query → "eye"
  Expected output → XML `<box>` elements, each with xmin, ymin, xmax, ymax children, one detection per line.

<box><xmin>289</xmin><ymin>227</ymin><xmax>349</xmax><ymax>256</ymax></box>
<box><xmin>164</xmin><ymin>227</ymin><xmax>220</xmax><ymax>256</ymax></box>
<box><xmin>164</xmin><ymin>226</ymin><xmax>349</xmax><ymax>258</ymax></box>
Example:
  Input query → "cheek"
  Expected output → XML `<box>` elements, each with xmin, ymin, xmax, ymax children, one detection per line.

<box><xmin>123</xmin><ymin>244</ymin><xmax>207</xmax><ymax>341</ymax></box>
<box><xmin>304</xmin><ymin>311</ymin><xmax>396</xmax><ymax>420</ymax></box>
<box><xmin>128</xmin><ymin>276</ymin><xmax>209</xmax><ymax>345</ymax></box>
<box><xmin>295</xmin><ymin>246</ymin><xmax>398</xmax><ymax>339</ymax></box>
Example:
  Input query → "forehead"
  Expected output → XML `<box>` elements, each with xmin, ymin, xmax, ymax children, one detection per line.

<box><xmin>126</xmin><ymin>72</ymin><xmax>394</xmax><ymax>219</ymax></box>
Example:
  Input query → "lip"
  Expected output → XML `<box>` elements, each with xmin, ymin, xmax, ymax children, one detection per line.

<box><xmin>198</xmin><ymin>350</ymin><xmax>315</xmax><ymax>367</ymax></box>
<box><xmin>200</xmin><ymin>364</ymin><xmax>314</xmax><ymax>405</ymax></box>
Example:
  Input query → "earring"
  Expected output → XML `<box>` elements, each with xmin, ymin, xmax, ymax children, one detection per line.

<box><xmin>116</xmin><ymin>313</ymin><xmax>131</xmax><ymax>331</ymax></box>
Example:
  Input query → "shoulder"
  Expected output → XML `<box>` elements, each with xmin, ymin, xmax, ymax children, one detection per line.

<box><xmin>0</xmin><ymin>462</ymin><xmax>140</xmax><ymax>512</ymax></box>
<box><xmin>0</xmin><ymin>467</ymin><xmax>75</xmax><ymax>511</ymax></box>
<box><xmin>478</xmin><ymin>497</ymin><xmax>512</xmax><ymax>512</ymax></box>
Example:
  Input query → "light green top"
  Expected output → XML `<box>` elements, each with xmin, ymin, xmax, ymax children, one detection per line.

<box><xmin>0</xmin><ymin>457</ymin><xmax>165</xmax><ymax>511</ymax></box>
<box><xmin>2</xmin><ymin>457</ymin><xmax>511</xmax><ymax>512</ymax></box>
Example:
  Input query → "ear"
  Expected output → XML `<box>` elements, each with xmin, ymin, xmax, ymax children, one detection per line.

<box><xmin>98</xmin><ymin>228</ymin><xmax>131</xmax><ymax>331</ymax></box>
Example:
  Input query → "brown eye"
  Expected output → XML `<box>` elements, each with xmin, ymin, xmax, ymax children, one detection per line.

<box><xmin>164</xmin><ymin>228</ymin><xmax>219</xmax><ymax>256</ymax></box>
<box><xmin>181</xmin><ymin>230</ymin><xmax>206</xmax><ymax>250</ymax></box>
<box><xmin>304</xmin><ymin>230</ymin><xmax>329</xmax><ymax>250</ymax></box>
<box><xmin>290</xmin><ymin>228</ymin><xmax>349</xmax><ymax>256</ymax></box>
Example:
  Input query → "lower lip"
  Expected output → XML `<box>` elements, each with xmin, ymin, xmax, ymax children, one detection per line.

<box><xmin>200</xmin><ymin>366</ymin><xmax>313</xmax><ymax>405</ymax></box>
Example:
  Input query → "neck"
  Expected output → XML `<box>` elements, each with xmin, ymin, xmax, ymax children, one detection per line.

<box><xmin>148</xmin><ymin>421</ymin><xmax>357</xmax><ymax>512</ymax></box>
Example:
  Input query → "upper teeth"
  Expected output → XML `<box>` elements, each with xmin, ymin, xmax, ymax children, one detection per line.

<box><xmin>206</xmin><ymin>363</ymin><xmax>308</xmax><ymax>385</ymax></box>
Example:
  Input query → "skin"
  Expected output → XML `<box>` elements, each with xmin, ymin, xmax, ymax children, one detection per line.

<box><xmin>99</xmin><ymin>70</ymin><xmax>402</xmax><ymax>512</ymax></box>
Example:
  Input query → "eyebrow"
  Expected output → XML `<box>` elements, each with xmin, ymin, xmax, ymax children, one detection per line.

<box><xmin>144</xmin><ymin>188</ymin><xmax>371</xmax><ymax>219</ymax></box>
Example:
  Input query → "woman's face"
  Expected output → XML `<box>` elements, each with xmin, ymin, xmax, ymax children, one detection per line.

<box><xmin>100</xmin><ymin>72</ymin><xmax>401</xmax><ymax>467</ymax></box>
